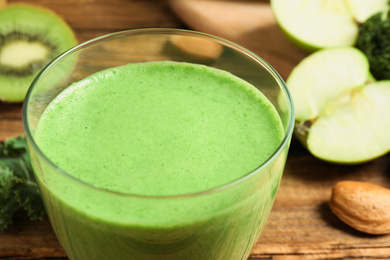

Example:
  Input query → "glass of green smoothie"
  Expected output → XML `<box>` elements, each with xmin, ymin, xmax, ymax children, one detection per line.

<box><xmin>23</xmin><ymin>28</ymin><xmax>294</xmax><ymax>260</ymax></box>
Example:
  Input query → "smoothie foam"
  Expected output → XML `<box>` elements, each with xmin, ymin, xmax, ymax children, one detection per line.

<box><xmin>35</xmin><ymin>61</ymin><xmax>283</xmax><ymax>196</ymax></box>
<box><xmin>32</xmin><ymin>61</ymin><xmax>286</xmax><ymax>259</ymax></box>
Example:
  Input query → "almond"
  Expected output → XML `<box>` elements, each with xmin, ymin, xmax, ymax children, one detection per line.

<box><xmin>330</xmin><ymin>180</ymin><xmax>390</xmax><ymax>235</ymax></box>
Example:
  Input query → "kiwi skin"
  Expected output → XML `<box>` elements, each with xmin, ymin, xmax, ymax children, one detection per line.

<box><xmin>0</xmin><ymin>4</ymin><xmax>77</xmax><ymax>102</ymax></box>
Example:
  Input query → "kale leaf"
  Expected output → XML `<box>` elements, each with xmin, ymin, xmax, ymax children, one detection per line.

<box><xmin>0</xmin><ymin>136</ymin><xmax>45</xmax><ymax>231</ymax></box>
<box><xmin>356</xmin><ymin>11</ymin><xmax>390</xmax><ymax>80</ymax></box>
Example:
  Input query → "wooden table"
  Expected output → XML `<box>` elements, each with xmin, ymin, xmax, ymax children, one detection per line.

<box><xmin>1</xmin><ymin>0</ymin><xmax>390</xmax><ymax>259</ymax></box>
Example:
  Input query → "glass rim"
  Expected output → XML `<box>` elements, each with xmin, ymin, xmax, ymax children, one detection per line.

<box><xmin>22</xmin><ymin>28</ymin><xmax>295</xmax><ymax>199</ymax></box>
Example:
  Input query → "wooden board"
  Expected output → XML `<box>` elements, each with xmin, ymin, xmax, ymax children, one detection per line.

<box><xmin>1</xmin><ymin>0</ymin><xmax>390</xmax><ymax>259</ymax></box>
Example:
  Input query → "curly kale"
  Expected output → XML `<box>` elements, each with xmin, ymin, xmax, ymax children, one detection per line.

<box><xmin>0</xmin><ymin>136</ymin><xmax>45</xmax><ymax>231</ymax></box>
<box><xmin>356</xmin><ymin>11</ymin><xmax>390</xmax><ymax>80</ymax></box>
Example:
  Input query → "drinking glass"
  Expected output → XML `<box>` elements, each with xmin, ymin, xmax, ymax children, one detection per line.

<box><xmin>23</xmin><ymin>28</ymin><xmax>294</xmax><ymax>260</ymax></box>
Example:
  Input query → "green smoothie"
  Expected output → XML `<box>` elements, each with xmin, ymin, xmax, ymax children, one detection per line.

<box><xmin>32</xmin><ymin>61</ymin><xmax>286</xmax><ymax>259</ymax></box>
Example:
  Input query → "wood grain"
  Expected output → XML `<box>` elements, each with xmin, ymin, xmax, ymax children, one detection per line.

<box><xmin>1</xmin><ymin>0</ymin><xmax>390</xmax><ymax>259</ymax></box>
<box><xmin>0</xmin><ymin>103</ymin><xmax>24</xmax><ymax>140</ymax></box>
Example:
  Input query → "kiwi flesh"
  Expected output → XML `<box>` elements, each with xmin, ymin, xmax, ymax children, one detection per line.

<box><xmin>0</xmin><ymin>4</ymin><xmax>77</xmax><ymax>102</ymax></box>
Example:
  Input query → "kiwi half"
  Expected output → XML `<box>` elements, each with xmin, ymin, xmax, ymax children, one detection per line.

<box><xmin>0</xmin><ymin>4</ymin><xmax>77</xmax><ymax>102</ymax></box>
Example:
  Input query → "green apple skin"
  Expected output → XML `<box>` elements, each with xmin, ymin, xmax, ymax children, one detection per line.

<box><xmin>286</xmin><ymin>47</ymin><xmax>390</xmax><ymax>164</ymax></box>
<box><xmin>305</xmin><ymin>81</ymin><xmax>390</xmax><ymax>164</ymax></box>
<box><xmin>275</xmin><ymin>24</ymin><xmax>323</xmax><ymax>53</ymax></box>
<box><xmin>271</xmin><ymin>0</ymin><xmax>389</xmax><ymax>53</ymax></box>
<box><xmin>271</xmin><ymin>0</ymin><xmax>358</xmax><ymax>52</ymax></box>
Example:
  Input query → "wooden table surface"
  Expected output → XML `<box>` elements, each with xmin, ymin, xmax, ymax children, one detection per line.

<box><xmin>1</xmin><ymin>0</ymin><xmax>390</xmax><ymax>259</ymax></box>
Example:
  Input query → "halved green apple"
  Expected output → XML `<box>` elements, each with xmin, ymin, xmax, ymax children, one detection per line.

<box><xmin>271</xmin><ymin>0</ymin><xmax>389</xmax><ymax>52</ymax></box>
<box><xmin>346</xmin><ymin>0</ymin><xmax>389</xmax><ymax>23</ymax></box>
<box><xmin>287</xmin><ymin>47</ymin><xmax>390</xmax><ymax>164</ymax></box>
